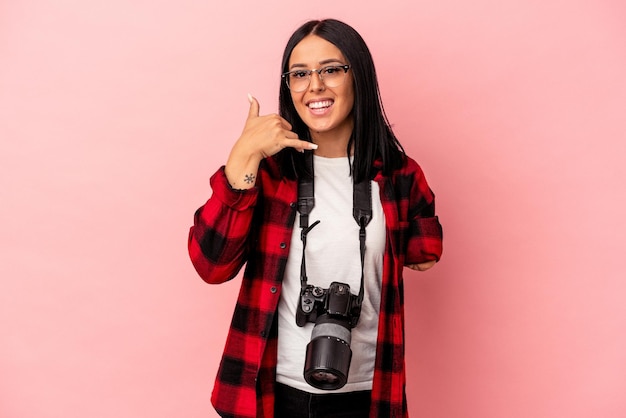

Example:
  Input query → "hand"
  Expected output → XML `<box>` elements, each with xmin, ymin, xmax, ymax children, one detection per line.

<box><xmin>237</xmin><ymin>94</ymin><xmax>316</xmax><ymax>160</ymax></box>
<box><xmin>406</xmin><ymin>260</ymin><xmax>437</xmax><ymax>271</ymax></box>
<box><xmin>225</xmin><ymin>94</ymin><xmax>317</xmax><ymax>189</ymax></box>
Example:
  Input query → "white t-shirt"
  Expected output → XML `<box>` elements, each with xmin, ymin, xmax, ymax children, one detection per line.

<box><xmin>276</xmin><ymin>155</ymin><xmax>386</xmax><ymax>393</ymax></box>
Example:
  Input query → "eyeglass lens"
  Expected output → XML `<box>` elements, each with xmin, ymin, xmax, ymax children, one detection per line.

<box><xmin>286</xmin><ymin>66</ymin><xmax>349</xmax><ymax>92</ymax></box>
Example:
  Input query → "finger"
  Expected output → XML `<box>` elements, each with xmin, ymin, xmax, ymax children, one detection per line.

<box><xmin>282</xmin><ymin>129</ymin><xmax>299</xmax><ymax>139</ymax></box>
<box><xmin>279</xmin><ymin>117</ymin><xmax>293</xmax><ymax>131</ymax></box>
<box><xmin>284</xmin><ymin>139</ymin><xmax>318</xmax><ymax>152</ymax></box>
<box><xmin>247</xmin><ymin>93</ymin><xmax>260</xmax><ymax>119</ymax></box>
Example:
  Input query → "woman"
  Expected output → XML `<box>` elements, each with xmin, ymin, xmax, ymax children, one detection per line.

<box><xmin>188</xmin><ymin>19</ymin><xmax>443</xmax><ymax>418</ymax></box>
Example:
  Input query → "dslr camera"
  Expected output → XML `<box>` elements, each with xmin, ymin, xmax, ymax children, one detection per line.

<box><xmin>296</xmin><ymin>281</ymin><xmax>362</xmax><ymax>390</ymax></box>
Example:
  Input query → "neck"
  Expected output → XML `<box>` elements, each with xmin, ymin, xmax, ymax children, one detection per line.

<box><xmin>313</xmin><ymin>139</ymin><xmax>350</xmax><ymax>157</ymax></box>
<box><xmin>310</xmin><ymin>123</ymin><xmax>353</xmax><ymax>158</ymax></box>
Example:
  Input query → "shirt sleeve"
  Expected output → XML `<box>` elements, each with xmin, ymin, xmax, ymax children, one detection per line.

<box><xmin>187</xmin><ymin>166</ymin><xmax>259</xmax><ymax>284</ymax></box>
<box><xmin>405</xmin><ymin>161</ymin><xmax>443</xmax><ymax>265</ymax></box>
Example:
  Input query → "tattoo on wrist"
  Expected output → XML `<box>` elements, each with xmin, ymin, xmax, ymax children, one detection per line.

<box><xmin>244</xmin><ymin>173</ymin><xmax>255</xmax><ymax>184</ymax></box>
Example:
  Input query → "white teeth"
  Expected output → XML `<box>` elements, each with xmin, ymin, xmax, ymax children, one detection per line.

<box><xmin>308</xmin><ymin>100</ymin><xmax>333</xmax><ymax>109</ymax></box>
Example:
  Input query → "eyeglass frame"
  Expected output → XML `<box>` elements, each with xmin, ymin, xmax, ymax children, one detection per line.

<box><xmin>281</xmin><ymin>64</ymin><xmax>352</xmax><ymax>92</ymax></box>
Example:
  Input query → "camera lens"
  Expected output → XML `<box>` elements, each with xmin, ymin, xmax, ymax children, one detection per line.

<box><xmin>310</xmin><ymin>371</ymin><xmax>339</xmax><ymax>384</ymax></box>
<box><xmin>303</xmin><ymin>315</ymin><xmax>352</xmax><ymax>390</ymax></box>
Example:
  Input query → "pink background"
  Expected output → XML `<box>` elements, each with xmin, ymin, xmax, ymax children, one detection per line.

<box><xmin>2</xmin><ymin>1</ymin><xmax>625</xmax><ymax>417</ymax></box>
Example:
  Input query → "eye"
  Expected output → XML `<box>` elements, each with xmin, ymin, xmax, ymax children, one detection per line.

<box><xmin>291</xmin><ymin>70</ymin><xmax>309</xmax><ymax>79</ymax></box>
<box><xmin>322</xmin><ymin>66</ymin><xmax>340</xmax><ymax>75</ymax></box>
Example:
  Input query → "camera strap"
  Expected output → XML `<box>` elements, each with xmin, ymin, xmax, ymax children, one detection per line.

<box><xmin>297</xmin><ymin>151</ymin><xmax>372</xmax><ymax>305</ymax></box>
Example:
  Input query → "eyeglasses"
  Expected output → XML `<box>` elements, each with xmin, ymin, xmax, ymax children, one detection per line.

<box><xmin>282</xmin><ymin>65</ymin><xmax>351</xmax><ymax>93</ymax></box>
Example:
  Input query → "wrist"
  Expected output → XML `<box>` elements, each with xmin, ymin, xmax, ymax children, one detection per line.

<box><xmin>225</xmin><ymin>156</ymin><xmax>262</xmax><ymax>191</ymax></box>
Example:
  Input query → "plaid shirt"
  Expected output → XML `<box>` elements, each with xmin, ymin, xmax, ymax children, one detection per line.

<box><xmin>188</xmin><ymin>155</ymin><xmax>443</xmax><ymax>418</ymax></box>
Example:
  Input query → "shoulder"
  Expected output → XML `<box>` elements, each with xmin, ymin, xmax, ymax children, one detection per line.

<box><xmin>253</xmin><ymin>156</ymin><xmax>283</xmax><ymax>187</ymax></box>
<box><xmin>378</xmin><ymin>154</ymin><xmax>425</xmax><ymax>184</ymax></box>
<box><xmin>376</xmin><ymin>154</ymin><xmax>435</xmax><ymax>203</ymax></box>
<box><xmin>399</xmin><ymin>154</ymin><xmax>425</xmax><ymax>177</ymax></box>
<box><xmin>256</xmin><ymin>156</ymin><xmax>298</xmax><ymax>199</ymax></box>
<box><xmin>259</xmin><ymin>154</ymin><xmax>287</xmax><ymax>180</ymax></box>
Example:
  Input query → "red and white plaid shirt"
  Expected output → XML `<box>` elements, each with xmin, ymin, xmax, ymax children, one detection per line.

<box><xmin>188</xmin><ymin>155</ymin><xmax>443</xmax><ymax>417</ymax></box>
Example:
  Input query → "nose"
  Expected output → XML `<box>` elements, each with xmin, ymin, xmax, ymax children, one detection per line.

<box><xmin>308</xmin><ymin>71</ymin><xmax>325</xmax><ymax>91</ymax></box>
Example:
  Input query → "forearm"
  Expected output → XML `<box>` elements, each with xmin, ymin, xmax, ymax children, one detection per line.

<box><xmin>188</xmin><ymin>168</ymin><xmax>258</xmax><ymax>283</ymax></box>
<box><xmin>405</xmin><ymin>159</ymin><xmax>443</xmax><ymax>267</ymax></box>
<box><xmin>225</xmin><ymin>146</ymin><xmax>263</xmax><ymax>190</ymax></box>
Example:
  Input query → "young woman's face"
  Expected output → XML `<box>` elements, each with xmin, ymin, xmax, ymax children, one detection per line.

<box><xmin>287</xmin><ymin>35</ymin><xmax>355</xmax><ymax>140</ymax></box>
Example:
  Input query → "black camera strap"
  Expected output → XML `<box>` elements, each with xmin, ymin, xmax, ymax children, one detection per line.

<box><xmin>297</xmin><ymin>151</ymin><xmax>372</xmax><ymax>305</ymax></box>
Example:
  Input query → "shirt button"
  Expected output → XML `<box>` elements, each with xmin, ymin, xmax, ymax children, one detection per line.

<box><xmin>290</xmin><ymin>202</ymin><xmax>296</xmax><ymax>208</ymax></box>
<box><xmin>260</xmin><ymin>331</ymin><xmax>266</xmax><ymax>337</ymax></box>
<box><xmin>280</xmin><ymin>242</ymin><xmax>286</xmax><ymax>249</ymax></box>
<box><xmin>270</xmin><ymin>286</ymin><xmax>277</xmax><ymax>294</ymax></box>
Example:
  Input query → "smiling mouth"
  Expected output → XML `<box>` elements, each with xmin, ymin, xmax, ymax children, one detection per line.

<box><xmin>307</xmin><ymin>100</ymin><xmax>334</xmax><ymax>110</ymax></box>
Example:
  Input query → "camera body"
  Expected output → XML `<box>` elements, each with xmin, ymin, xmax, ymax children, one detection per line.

<box><xmin>296</xmin><ymin>282</ymin><xmax>361</xmax><ymax>328</ymax></box>
<box><xmin>296</xmin><ymin>281</ymin><xmax>362</xmax><ymax>390</ymax></box>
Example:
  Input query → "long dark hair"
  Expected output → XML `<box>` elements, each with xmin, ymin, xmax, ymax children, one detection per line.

<box><xmin>277</xmin><ymin>19</ymin><xmax>405</xmax><ymax>183</ymax></box>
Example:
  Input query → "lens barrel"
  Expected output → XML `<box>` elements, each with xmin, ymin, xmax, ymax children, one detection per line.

<box><xmin>303</xmin><ymin>315</ymin><xmax>352</xmax><ymax>390</ymax></box>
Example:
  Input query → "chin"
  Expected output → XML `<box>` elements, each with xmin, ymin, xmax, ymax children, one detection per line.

<box><xmin>311</xmin><ymin>125</ymin><xmax>332</xmax><ymax>133</ymax></box>
<box><xmin>304</xmin><ymin>119</ymin><xmax>333</xmax><ymax>132</ymax></box>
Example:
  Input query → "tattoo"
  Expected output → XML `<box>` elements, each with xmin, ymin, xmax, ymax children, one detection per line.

<box><xmin>244</xmin><ymin>173</ymin><xmax>255</xmax><ymax>184</ymax></box>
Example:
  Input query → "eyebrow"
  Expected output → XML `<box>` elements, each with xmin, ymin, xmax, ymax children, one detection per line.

<box><xmin>289</xmin><ymin>59</ymin><xmax>346</xmax><ymax>70</ymax></box>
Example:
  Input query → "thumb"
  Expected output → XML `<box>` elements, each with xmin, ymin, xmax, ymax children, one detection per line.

<box><xmin>247</xmin><ymin>93</ymin><xmax>260</xmax><ymax>119</ymax></box>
